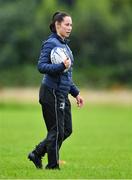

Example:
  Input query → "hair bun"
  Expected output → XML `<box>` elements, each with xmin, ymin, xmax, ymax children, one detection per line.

<box><xmin>52</xmin><ymin>12</ymin><xmax>61</xmax><ymax>20</ymax></box>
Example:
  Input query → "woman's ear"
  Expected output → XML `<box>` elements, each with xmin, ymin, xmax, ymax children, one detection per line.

<box><xmin>55</xmin><ymin>21</ymin><xmax>61</xmax><ymax>31</ymax></box>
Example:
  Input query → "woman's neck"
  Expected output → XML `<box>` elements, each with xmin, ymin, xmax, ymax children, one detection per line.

<box><xmin>57</xmin><ymin>32</ymin><xmax>65</xmax><ymax>40</ymax></box>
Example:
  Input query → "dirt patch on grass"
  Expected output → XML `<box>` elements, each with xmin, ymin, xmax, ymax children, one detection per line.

<box><xmin>0</xmin><ymin>88</ymin><xmax>132</xmax><ymax>105</ymax></box>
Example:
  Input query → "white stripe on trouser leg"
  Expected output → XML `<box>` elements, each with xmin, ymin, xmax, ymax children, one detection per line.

<box><xmin>53</xmin><ymin>89</ymin><xmax>59</xmax><ymax>164</ymax></box>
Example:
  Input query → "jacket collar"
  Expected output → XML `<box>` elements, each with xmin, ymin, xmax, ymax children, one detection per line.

<box><xmin>50</xmin><ymin>33</ymin><xmax>70</xmax><ymax>44</ymax></box>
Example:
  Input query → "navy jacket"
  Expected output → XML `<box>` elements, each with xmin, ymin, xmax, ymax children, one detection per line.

<box><xmin>38</xmin><ymin>33</ymin><xmax>79</xmax><ymax>97</ymax></box>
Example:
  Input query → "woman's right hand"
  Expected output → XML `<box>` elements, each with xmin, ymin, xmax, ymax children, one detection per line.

<box><xmin>63</xmin><ymin>58</ymin><xmax>71</xmax><ymax>69</ymax></box>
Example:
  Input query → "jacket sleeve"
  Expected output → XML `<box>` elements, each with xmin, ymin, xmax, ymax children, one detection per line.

<box><xmin>69</xmin><ymin>82</ymin><xmax>80</xmax><ymax>97</ymax></box>
<box><xmin>37</xmin><ymin>41</ymin><xmax>66</xmax><ymax>75</ymax></box>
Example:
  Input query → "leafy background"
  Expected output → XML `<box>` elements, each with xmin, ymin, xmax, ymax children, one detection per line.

<box><xmin>0</xmin><ymin>0</ymin><xmax>132</xmax><ymax>88</ymax></box>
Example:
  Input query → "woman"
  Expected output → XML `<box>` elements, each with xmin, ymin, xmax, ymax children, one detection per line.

<box><xmin>28</xmin><ymin>11</ymin><xmax>84</xmax><ymax>170</ymax></box>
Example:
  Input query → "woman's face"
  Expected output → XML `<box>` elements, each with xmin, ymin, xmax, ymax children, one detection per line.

<box><xmin>56</xmin><ymin>16</ymin><xmax>72</xmax><ymax>39</ymax></box>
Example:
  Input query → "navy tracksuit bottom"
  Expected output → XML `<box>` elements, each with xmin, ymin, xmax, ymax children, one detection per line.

<box><xmin>33</xmin><ymin>84</ymin><xmax>72</xmax><ymax>169</ymax></box>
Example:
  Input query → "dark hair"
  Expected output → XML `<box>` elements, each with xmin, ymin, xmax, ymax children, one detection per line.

<box><xmin>49</xmin><ymin>11</ymin><xmax>70</xmax><ymax>33</ymax></box>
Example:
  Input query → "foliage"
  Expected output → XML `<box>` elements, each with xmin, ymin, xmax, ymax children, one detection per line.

<box><xmin>0</xmin><ymin>0</ymin><xmax>132</xmax><ymax>87</ymax></box>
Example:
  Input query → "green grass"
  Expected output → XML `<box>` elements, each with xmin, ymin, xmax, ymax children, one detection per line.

<box><xmin>0</xmin><ymin>102</ymin><xmax>132</xmax><ymax>179</ymax></box>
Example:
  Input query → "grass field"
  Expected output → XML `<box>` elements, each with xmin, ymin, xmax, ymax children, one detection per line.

<box><xmin>0</xmin><ymin>101</ymin><xmax>132</xmax><ymax>179</ymax></box>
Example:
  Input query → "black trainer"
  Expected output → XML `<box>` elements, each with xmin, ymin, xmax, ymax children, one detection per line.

<box><xmin>45</xmin><ymin>164</ymin><xmax>60</xmax><ymax>170</ymax></box>
<box><xmin>28</xmin><ymin>152</ymin><xmax>43</xmax><ymax>169</ymax></box>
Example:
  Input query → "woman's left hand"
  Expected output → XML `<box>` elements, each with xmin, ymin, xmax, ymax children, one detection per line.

<box><xmin>76</xmin><ymin>94</ymin><xmax>84</xmax><ymax>107</ymax></box>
